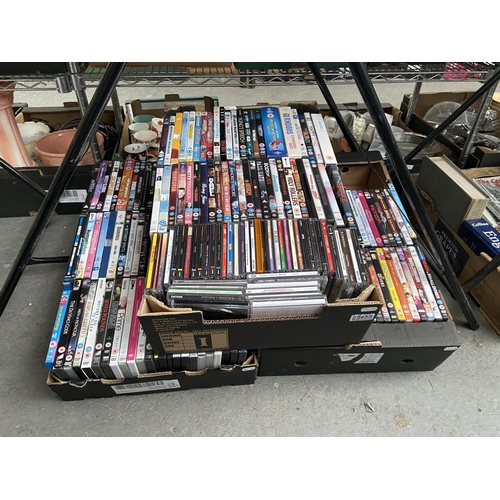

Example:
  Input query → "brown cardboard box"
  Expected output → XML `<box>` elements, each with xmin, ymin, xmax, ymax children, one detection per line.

<box><xmin>401</xmin><ymin>91</ymin><xmax>500</xmax><ymax>168</ymax></box>
<box><xmin>46</xmin><ymin>353</ymin><xmax>258</xmax><ymax>401</ymax></box>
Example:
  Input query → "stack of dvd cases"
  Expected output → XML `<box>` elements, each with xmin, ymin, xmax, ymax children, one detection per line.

<box><xmin>45</xmin><ymin>158</ymin><xmax>253</xmax><ymax>382</ymax></box>
<box><xmin>146</xmin><ymin>103</ymin><xmax>374</xmax><ymax>316</ymax></box>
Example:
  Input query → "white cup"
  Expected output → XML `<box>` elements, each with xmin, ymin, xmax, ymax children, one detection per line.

<box><xmin>151</xmin><ymin>117</ymin><xmax>164</xmax><ymax>145</ymax></box>
<box><xmin>124</xmin><ymin>143</ymin><xmax>148</xmax><ymax>161</ymax></box>
<box><xmin>133</xmin><ymin>129</ymin><xmax>157</xmax><ymax>147</ymax></box>
<box><xmin>129</xmin><ymin>122</ymin><xmax>149</xmax><ymax>143</ymax></box>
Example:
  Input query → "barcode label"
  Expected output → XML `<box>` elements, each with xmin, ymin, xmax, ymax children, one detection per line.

<box><xmin>350</xmin><ymin>313</ymin><xmax>376</xmax><ymax>322</ymax></box>
<box><xmin>111</xmin><ymin>379</ymin><xmax>181</xmax><ymax>394</ymax></box>
<box><xmin>59</xmin><ymin>189</ymin><xmax>87</xmax><ymax>203</ymax></box>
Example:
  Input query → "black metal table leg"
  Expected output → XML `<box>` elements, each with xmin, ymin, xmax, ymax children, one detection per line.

<box><xmin>0</xmin><ymin>62</ymin><xmax>127</xmax><ymax>317</ymax></box>
<box><xmin>347</xmin><ymin>62</ymin><xmax>479</xmax><ymax>331</ymax></box>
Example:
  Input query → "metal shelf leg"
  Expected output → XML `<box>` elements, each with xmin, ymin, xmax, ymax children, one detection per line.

<box><xmin>347</xmin><ymin>62</ymin><xmax>480</xmax><ymax>331</ymax></box>
<box><xmin>0</xmin><ymin>63</ymin><xmax>127</xmax><ymax>318</ymax></box>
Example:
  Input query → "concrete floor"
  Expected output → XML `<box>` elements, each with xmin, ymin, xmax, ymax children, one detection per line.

<box><xmin>1</xmin><ymin>74</ymin><xmax>499</xmax><ymax>437</ymax></box>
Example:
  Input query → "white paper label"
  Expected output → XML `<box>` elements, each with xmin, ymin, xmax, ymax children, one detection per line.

<box><xmin>350</xmin><ymin>313</ymin><xmax>376</xmax><ymax>322</ymax></box>
<box><xmin>338</xmin><ymin>353</ymin><xmax>362</xmax><ymax>362</ymax></box>
<box><xmin>354</xmin><ymin>353</ymin><xmax>384</xmax><ymax>364</ymax></box>
<box><xmin>59</xmin><ymin>189</ymin><xmax>87</xmax><ymax>203</ymax></box>
<box><xmin>111</xmin><ymin>379</ymin><xmax>180</xmax><ymax>394</ymax></box>
<box><xmin>242</xmin><ymin>366</ymin><xmax>256</xmax><ymax>372</ymax></box>
<box><xmin>444</xmin><ymin>346</ymin><xmax>459</xmax><ymax>351</ymax></box>
<box><xmin>361</xmin><ymin>307</ymin><xmax>378</xmax><ymax>313</ymax></box>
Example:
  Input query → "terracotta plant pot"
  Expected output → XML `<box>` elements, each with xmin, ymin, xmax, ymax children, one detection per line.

<box><xmin>35</xmin><ymin>128</ymin><xmax>105</xmax><ymax>167</ymax></box>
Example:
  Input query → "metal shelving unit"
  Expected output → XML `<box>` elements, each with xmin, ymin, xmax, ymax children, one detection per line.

<box><xmin>1</xmin><ymin>62</ymin><xmax>500</xmax><ymax>329</ymax></box>
<box><xmin>0</xmin><ymin>62</ymin><xmax>497</xmax><ymax>91</ymax></box>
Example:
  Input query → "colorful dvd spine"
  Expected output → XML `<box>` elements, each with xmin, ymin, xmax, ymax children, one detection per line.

<box><xmin>370</xmin><ymin>190</ymin><xmax>396</xmax><ymax>246</ymax></box>
<box><xmin>256</xmin><ymin>159</ymin><xmax>270</xmax><ymax>219</ymax></box>
<box><xmin>116</xmin><ymin>160</ymin><xmax>135</xmax><ymax>212</ymax></box>
<box><xmin>375</xmin><ymin>247</ymin><xmax>406</xmax><ymax>321</ymax></box>
<box><xmin>123</xmin><ymin>213</ymin><xmax>139</xmax><ymax>278</ymax></box>
<box><xmin>254</xmin><ymin>109</ymin><xmax>267</xmax><ymax>158</ymax></box>
<box><xmin>298</xmin><ymin>113</ymin><xmax>316</xmax><ymax>161</ymax></box>
<box><xmin>243</xmin><ymin>109</ymin><xmax>254</xmax><ymax>158</ymax></box>
<box><xmin>213</xmin><ymin>106</ymin><xmax>221</xmax><ymax>161</ymax></box>
<box><xmin>389</xmin><ymin>248</ymin><xmax>420</xmax><ymax>322</ymax></box>
<box><xmin>72</xmin><ymin>279</ymin><xmax>97</xmax><ymax>377</ymax></box>
<box><xmin>383</xmin><ymin>247</ymin><xmax>412</xmax><ymax>322</ymax></box>
<box><xmin>276</xmin><ymin>158</ymin><xmax>293</xmax><ymax>219</ymax></box>
<box><xmin>186</xmin><ymin>111</ymin><xmax>196</xmax><ymax>161</ymax></box>
<box><xmin>417</xmin><ymin>246</ymin><xmax>449</xmax><ymax>321</ymax></box>
<box><xmin>291</xmin><ymin>107</ymin><xmax>308</xmax><ymax>158</ymax></box>
<box><xmin>99</xmin><ymin>278</ymin><xmax>123</xmax><ymax>378</ymax></box>
<box><xmin>80</xmin><ymin>277</ymin><xmax>107</xmax><ymax>378</ymax></box>
<box><xmin>227</xmin><ymin>162</ymin><xmax>239</xmax><ymax>221</ymax></box>
<box><xmin>304</xmin><ymin>112</ymin><xmax>324</xmax><ymax>164</ymax></box>
<box><xmin>289</xmin><ymin>158</ymin><xmax>311</xmax><ymax>219</ymax></box>
<box><xmin>363</xmin><ymin>250</ymin><xmax>390</xmax><ymax>322</ymax></box>
<box><xmin>387</xmin><ymin>182</ymin><xmax>417</xmax><ymax>240</ymax></box>
<box><xmin>384</xmin><ymin>189</ymin><xmax>414</xmax><ymax>246</ymax></box>
<box><xmin>90</xmin><ymin>161</ymin><xmax>109</xmax><ymax>211</ymax></box>
<box><xmin>346</xmin><ymin>190</ymin><xmax>369</xmax><ymax>246</ymax></box>
<box><xmin>192</xmin><ymin>161</ymin><xmax>200</xmax><ymax>224</ymax></box>
<box><xmin>357</xmin><ymin>189</ymin><xmax>383</xmax><ymax>246</ymax></box>
<box><xmin>84</xmin><ymin>212</ymin><xmax>103</xmax><ymax>279</ymax></box>
<box><xmin>283</xmin><ymin>157</ymin><xmax>302</xmax><ymax>219</ymax></box>
<box><xmin>98</xmin><ymin>211</ymin><xmax>117</xmax><ymax>279</ymax></box>
<box><xmin>220</xmin><ymin>161</ymin><xmax>232</xmax><ymax>222</ymax></box>
<box><xmin>103</xmin><ymin>161</ymin><xmax>122</xmax><ymax>212</ymax></box>
<box><xmin>193</xmin><ymin>112</ymin><xmax>202</xmax><ymax>162</ymax></box>
<box><xmin>75</xmin><ymin>211</ymin><xmax>96</xmax><ymax>280</ymax></box>
<box><xmin>317</xmin><ymin>162</ymin><xmax>343</xmax><ymax>226</ymax></box>
<box><xmin>219</xmin><ymin>106</ymin><xmax>227</xmax><ymax>161</ymax></box>
<box><xmin>157</xmin><ymin>164</ymin><xmax>170</xmax><ymax>233</ymax></box>
<box><xmin>235</xmin><ymin>160</ymin><xmax>248</xmax><ymax>220</ymax></box>
<box><xmin>164</xmin><ymin>116</ymin><xmax>176</xmax><ymax>166</ymax></box>
<box><xmin>237</xmin><ymin>108</ymin><xmax>246</xmax><ymax>159</ymax></box>
<box><xmin>376</xmin><ymin>189</ymin><xmax>403</xmax><ymax>246</ymax></box>
<box><xmin>51</xmin><ymin>279</ymin><xmax>82</xmax><ymax>379</ymax></box>
<box><xmin>200</xmin><ymin>161</ymin><xmax>209</xmax><ymax>223</ymax></box>
<box><xmin>207</xmin><ymin>162</ymin><xmax>217</xmax><ymax>223</ymax></box>
<box><xmin>396</xmin><ymin>247</ymin><xmax>427</xmax><ymax>322</ymax></box>
<box><xmin>215</xmin><ymin>162</ymin><xmax>224</xmax><ymax>222</ymax></box>
<box><xmin>301</xmin><ymin>158</ymin><xmax>326</xmax><ymax>219</ymax></box>
<box><xmin>185</xmin><ymin>161</ymin><xmax>194</xmax><ymax>225</ymax></box>
<box><xmin>149</xmin><ymin>165</ymin><xmax>163</xmax><ymax>234</ymax></box>
<box><xmin>366</xmin><ymin>249</ymin><xmax>396</xmax><ymax>321</ymax></box>
<box><xmin>90</xmin><ymin>278</ymin><xmax>115</xmax><ymax>378</ymax></box>
<box><xmin>117</xmin><ymin>277</ymin><xmax>137</xmax><ymax>378</ymax></box>
<box><xmin>311</xmin><ymin>113</ymin><xmax>337</xmax><ymax>165</ymax></box>
<box><xmin>351</xmin><ymin>190</ymin><xmax>377</xmax><ymax>246</ymax></box>
<box><xmin>65</xmin><ymin>215</ymin><xmax>87</xmax><ymax>283</ymax></box>
<box><xmin>170</xmin><ymin>112</ymin><xmax>183</xmax><ymax>162</ymax></box>
<box><xmin>279</xmin><ymin>106</ymin><xmax>302</xmax><ymax>158</ymax></box>
<box><xmin>262</xmin><ymin>158</ymin><xmax>278</xmax><ymax>219</ymax></box>
<box><xmin>260</xmin><ymin>106</ymin><xmax>287</xmax><ymax>158</ymax></box>
<box><xmin>176</xmin><ymin>162</ymin><xmax>187</xmax><ymax>224</ymax></box>
<box><xmin>125</xmin><ymin>164</ymin><xmax>140</xmax><ymax>213</ymax></box>
<box><xmin>62</xmin><ymin>278</ymin><xmax>91</xmax><ymax>380</ymax></box>
<box><xmin>269</xmin><ymin>158</ymin><xmax>284</xmax><ymax>219</ymax></box>
<box><xmin>200</xmin><ymin>112</ymin><xmax>209</xmax><ymax>162</ymax></box>
<box><xmin>167</xmin><ymin>163</ymin><xmax>179</xmax><ymax>227</ymax></box>
<box><xmin>126</xmin><ymin>276</ymin><xmax>145</xmax><ymax>377</ymax></box>
<box><xmin>45</xmin><ymin>283</ymin><xmax>73</xmax><ymax>369</ymax></box>
<box><xmin>328</xmin><ymin>164</ymin><xmax>356</xmax><ymax>228</ymax></box>
<box><xmin>179</xmin><ymin>111</ymin><xmax>189</xmax><ymax>162</ymax></box>
<box><xmin>106</xmin><ymin>210</ymin><xmax>126</xmax><ymax>279</ymax></box>
<box><xmin>249</xmin><ymin>110</ymin><xmax>260</xmax><ymax>158</ymax></box>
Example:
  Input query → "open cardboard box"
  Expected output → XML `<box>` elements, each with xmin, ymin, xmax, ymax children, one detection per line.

<box><xmin>0</xmin><ymin>103</ymin><xmax>117</xmax><ymax>217</ymax></box>
<box><xmin>415</xmin><ymin>165</ymin><xmax>500</xmax><ymax>336</ymax></box>
<box><xmin>46</xmin><ymin>353</ymin><xmax>258</xmax><ymax>401</ymax></box>
<box><xmin>401</xmin><ymin>91</ymin><xmax>500</xmax><ymax>168</ymax></box>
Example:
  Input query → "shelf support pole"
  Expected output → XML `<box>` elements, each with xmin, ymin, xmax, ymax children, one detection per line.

<box><xmin>347</xmin><ymin>62</ymin><xmax>479</xmax><ymax>331</ymax></box>
<box><xmin>0</xmin><ymin>63</ymin><xmax>127</xmax><ymax>317</ymax></box>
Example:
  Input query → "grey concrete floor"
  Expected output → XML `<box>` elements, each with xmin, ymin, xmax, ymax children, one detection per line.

<box><xmin>1</xmin><ymin>77</ymin><xmax>499</xmax><ymax>437</ymax></box>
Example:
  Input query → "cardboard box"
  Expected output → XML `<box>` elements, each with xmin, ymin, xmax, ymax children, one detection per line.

<box><xmin>257</xmin><ymin>321</ymin><xmax>460</xmax><ymax>376</ymax></box>
<box><xmin>401</xmin><ymin>91</ymin><xmax>500</xmax><ymax>168</ymax></box>
<box><xmin>118</xmin><ymin>95</ymin><xmax>216</xmax><ymax>159</ymax></box>
<box><xmin>0</xmin><ymin>104</ymin><xmax>119</xmax><ymax>217</ymax></box>
<box><xmin>415</xmin><ymin>168</ymin><xmax>500</xmax><ymax>336</ymax></box>
<box><xmin>138</xmin><ymin>289</ymin><xmax>382</xmax><ymax>355</ymax></box>
<box><xmin>46</xmin><ymin>353</ymin><xmax>258</xmax><ymax>401</ymax></box>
